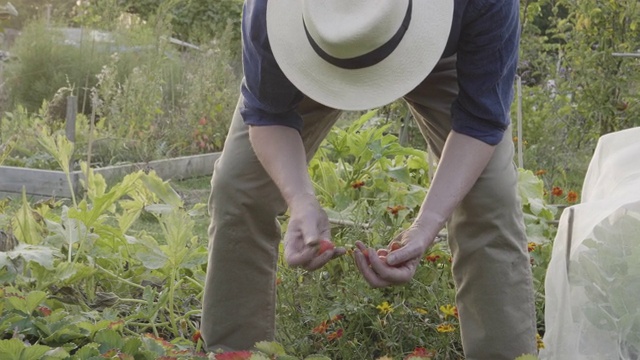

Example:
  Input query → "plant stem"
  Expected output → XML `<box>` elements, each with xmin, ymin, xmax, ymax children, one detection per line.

<box><xmin>118</xmin><ymin>298</ymin><xmax>147</xmax><ymax>304</ymax></box>
<box><xmin>128</xmin><ymin>321</ymin><xmax>170</xmax><ymax>328</ymax></box>
<box><xmin>95</xmin><ymin>264</ymin><xmax>146</xmax><ymax>290</ymax></box>
<box><xmin>183</xmin><ymin>276</ymin><xmax>203</xmax><ymax>291</ymax></box>
<box><xmin>168</xmin><ymin>268</ymin><xmax>178</xmax><ymax>336</ymax></box>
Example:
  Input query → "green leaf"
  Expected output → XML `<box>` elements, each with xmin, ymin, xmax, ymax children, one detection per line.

<box><xmin>12</xmin><ymin>188</ymin><xmax>44</xmax><ymax>245</ymax></box>
<box><xmin>254</xmin><ymin>341</ymin><xmax>286</xmax><ymax>356</ymax></box>
<box><xmin>69</xmin><ymin>172</ymin><xmax>142</xmax><ymax>228</ymax></box>
<box><xmin>140</xmin><ymin>335</ymin><xmax>166</xmax><ymax>355</ymax></box>
<box><xmin>93</xmin><ymin>329</ymin><xmax>125</xmax><ymax>354</ymax></box>
<box><xmin>514</xmin><ymin>355</ymin><xmax>539</xmax><ymax>360</ymax></box>
<box><xmin>0</xmin><ymin>338</ymin><xmax>24</xmax><ymax>360</ymax></box>
<box><xmin>122</xmin><ymin>337</ymin><xmax>143</xmax><ymax>356</ymax></box>
<box><xmin>36</xmin><ymin>129</ymin><xmax>74</xmax><ymax>174</ymax></box>
<box><xmin>70</xmin><ymin>343</ymin><xmax>100</xmax><ymax>359</ymax></box>
<box><xmin>41</xmin><ymin>347</ymin><xmax>70</xmax><ymax>359</ymax></box>
<box><xmin>25</xmin><ymin>291</ymin><xmax>48</xmax><ymax>314</ymax></box>
<box><xmin>1</xmin><ymin>243</ymin><xmax>58</xmax><ymax>270</ymax></box>
<box><xmin>0</xmin><ymin>338</ymin><xmax>52</xmax><ymax>360</ymax></box>
<box><xmin>44</xmin><ymin>207</ymin><xmax>90</xmax><ymax>252</ymax></box>
<box><xmin>386</xmin><ymin>166</ymin><xmax>412</xmax><ymax>184</ymax></box>
<box><xmin>518</xmin><ymin>169</ymin><xmax>545</xmax><ymax>206</ymax></box>
<box><xmin>7</xmin><ymin>290</ymin><xmax>46</xmax><ymax>314</ymax></box>
<box><xmin>21</xmin><ymin>344</ymin><xmax>55</xmax><ymax>360</ymax></box>
<box><xmin>140</xmin><ymin>172</ymin><xmax>184</xmax><ymax>208</ymax></box>
<box><xmin>79</xmin><ymin>162</ymin><xmax>107</xmax><ymax>201</ymax></box>
<box><xmin>40</xmin><ymin>321</ymin><xmax>90</xmax><ymax>345</ymax></box>
<box><xmin>128</xmin><ymin>234</ymin><xmax>168</xmax><ymax>270</ymax></box>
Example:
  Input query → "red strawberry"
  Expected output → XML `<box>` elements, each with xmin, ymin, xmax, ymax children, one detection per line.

<box><xmin>377</xmin><ymin>248</ymin><xmax>389</xmax><ymax>257</ymax></box>
<box><xmin>390</xmin><ymin>241</ymin><xmax>403</xmax><ymax>252</ymax></box>
<box><xmin>317</xmin><ymin>239</ymin><xmax>335</xmax><ymax>255</ymax></box>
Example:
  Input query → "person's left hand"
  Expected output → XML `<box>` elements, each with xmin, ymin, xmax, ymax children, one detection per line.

<box><xmin>353</xmin><ymin>226</ymin><xmax>434</xmax><ymax>287</ymax></box>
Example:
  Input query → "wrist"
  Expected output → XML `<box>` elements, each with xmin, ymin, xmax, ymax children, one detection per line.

<box><xmin>287</xmin><ymin>192</ymin><xmax>318</xmax><ymax>210</ymax></box>
<box><xmin>412</xmin><ymin>212</ymin><xmax>446</xmax><ymax>240</ymax></box>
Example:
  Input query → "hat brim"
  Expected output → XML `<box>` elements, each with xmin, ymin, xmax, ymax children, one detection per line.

<box><xmin>267</xmin><ymin>0</ymin><xmax>454</xmax><ymax>111</ymax></box>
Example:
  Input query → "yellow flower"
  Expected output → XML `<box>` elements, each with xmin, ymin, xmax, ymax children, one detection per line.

<box><xmin>436</xmin><ymin>323</ymin><xmax>456</xmax><ymax>333</ymax></box>
<box><xmin>415</xmin><ymin>307</ymin><xmax>428</xmax><ymax>315</ymax></box>
<box><xmin>376</xmin><ymin>301</ymin><xmax>394</xmax><ymax>315</ymax></box>
<box><xmin>439</xmin><ymin>304</ymin><xmax>457</xmax><ymax>319</ymax></box>
<box><xmin>536</xmin><ymin>333</ymin><xmax>545</xmax><ymax>350</ymax></box>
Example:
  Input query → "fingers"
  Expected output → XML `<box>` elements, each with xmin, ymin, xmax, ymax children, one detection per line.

<box><xmin>285</xmin><ymin>239</ymin><xmax>346</xmax><ymax>271</ymax></box>
<box><xmin>304</xmin><ymin>246</ymin><xmax>346</xmax><ymax>271</ymax></box>
<box><xmin>354</xmin><ymin>241</ymin><xmax>417</xmax><ymax>287</ymax></box>
<box><xmin>284</xmin><ymin>243</ymin><xmax>317</xmax><ymax>267</ymax></box>
<box><xmin>385</xmin><ymin>241</ymin><xmax>421</xmax><ymax>267</ymax></box>
<box><xmin>354</xmin><ymin>243</ymin><xmax>392</xmax><ymax>288</ymax></box>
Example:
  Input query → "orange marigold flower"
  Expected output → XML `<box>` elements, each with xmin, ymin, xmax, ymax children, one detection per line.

<box><xmin>327</xmin><ymin>328</ymin><xmax>343</xmax><ymax>341</ymax></box>
<box><xmin>551</xmin><ymin>186</ymin><xmax>563</xmax><ymax>197</ymax></box>
<box><xmin>331</xmin><ymin>314</ymin><xmax>344</xmax><ymax>322</ymax></box>
<box><xmin>191</xmin><ymin>330</ymin><xmax>202</xmax><ymax>343</ymax></box>
<box><xmin>535</xmin><ymin>169</ymin><xmax>547</xmax><ymax>176</ymax></box>
<box><xmin>527</xmin><ymin>242</ymin><xmax>537</xmax><ymax>252</ymax></box>
<box><xmin>436</xmin><ymin>323</ymin><xmax>456</xmax><ymax>333</ymax></box>
<box><xmin>567</xmin><ymin>190</ymin><xmax>579</xmax><ymax>203</ymax></box>
<box><xmin>386</xmin><ymin>205</ymin><xmax>406</xmax><ymax>215</ymax></box>
<box><xmin>215</xmin><ymin>351</ymin><xmax>253</xmax><ymax>360</ymax></box>
<box><xmin>275</xmin><ymin>277</ymin><xmax>282</xmax><ymax>286</ymax></box>
<box><xmin>513</xmin><ymin>137</ymin><xmax>528</xmax><ymax>145</ymax></box>
<box><xmin>425</xmin><ymin>254</ymin><xmax>441</xmax><ymax>263</ymax></box>
<box><xmin>37</xmin><ymin>306</ymin><xmax>52</xmax><ymax>317</ymax></box>
<box><xmin>405</xmin><ymin>347</ymin><xmax>436</xmax><ymax>359</ymax></box>
<box><xmin>351</xmin><ymin>180</ymin><xmax>365</xmax><ymax>189</ymax></box>
<box><xmin>312</xmin><ymin>321</ymin><xmax>329</xmax><ymax>334</ymax></box>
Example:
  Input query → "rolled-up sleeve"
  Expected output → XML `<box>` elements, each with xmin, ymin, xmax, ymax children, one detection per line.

<box><xmin>240</xmin><ymin>0</ymin><xmax>304</xmax><ymax>131</ymax></box>
<box><xmin>452</xmin><ymin>0</ymin><xmax>520</xmax><ymax>145</ymax></box>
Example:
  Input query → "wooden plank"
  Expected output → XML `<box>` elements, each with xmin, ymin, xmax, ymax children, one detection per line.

<box><xmin>0</xmin><ymin>166</ymin><xmax>77</xmax><ymax>198</ymax></box>
<box><xmin>89</xmin><ymin>152</ymin><xmax>220</xmax><ymax>184</ymax></box>
<box><xmin>0</xmin><ymin>152</ymin><xmax>221</xmax><ymax>198</ymax></box>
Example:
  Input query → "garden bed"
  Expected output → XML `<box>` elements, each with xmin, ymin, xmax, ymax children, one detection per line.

<box><xmin>0</xmin><ymin>152</ymin><xmax>220</xmax><ymax>198</ymax></box>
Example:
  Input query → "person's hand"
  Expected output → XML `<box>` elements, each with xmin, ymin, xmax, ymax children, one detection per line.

<box><xmin>284</xmin><ymin>194</ymin><xmax>346</xmax><ymax>271</ymax></box>
<box><xmin>353</xmin><ymin>225</ymin><xmax>435</xmax><ymax>287</ymax></box>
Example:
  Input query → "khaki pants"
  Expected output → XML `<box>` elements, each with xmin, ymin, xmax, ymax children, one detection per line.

<box><xmin>201</xmin><ymin>56</ymin><xmax>538</xmax><ymax>359</ymax></box>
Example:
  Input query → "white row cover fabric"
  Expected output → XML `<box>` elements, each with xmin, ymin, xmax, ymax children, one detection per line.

<box><xmin>540</xmin><ymin>126</ymin><xmax>640</xmax><ymax>360</ymax></box>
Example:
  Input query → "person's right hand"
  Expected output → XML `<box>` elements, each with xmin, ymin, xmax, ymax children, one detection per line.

<box><xmin>284</xmin><ymin>194</ymin><xmax>346</xmax><ymax>271</ymax></box>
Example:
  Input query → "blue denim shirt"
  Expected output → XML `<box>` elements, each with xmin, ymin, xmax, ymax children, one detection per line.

<box><xmin>240</xmin><ymin>0</ymin><xmax>520</xmax><ymax>145</ymax></box>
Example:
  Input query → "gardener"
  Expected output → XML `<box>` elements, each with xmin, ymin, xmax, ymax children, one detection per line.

<box><xmin>200</xmin><ymin>0</ymin><xmax>538</xmax><ymax>359</ymax></box>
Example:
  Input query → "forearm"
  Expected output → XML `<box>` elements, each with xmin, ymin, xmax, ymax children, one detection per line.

<box><xmin>249</xmin><ymin>125</ymin><xmax>315</xmax><ymax>206</ymax></box>
<box><xmin>414</xmin><ymin>130</ymin><xmax>496</xmax><ymax>238</ymax></box>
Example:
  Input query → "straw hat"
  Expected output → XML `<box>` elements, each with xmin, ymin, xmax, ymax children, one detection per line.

<box><xmin>266</xmin><ymin>0</ymin><xmax>454</xmax><ymax>110</ymax></box>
